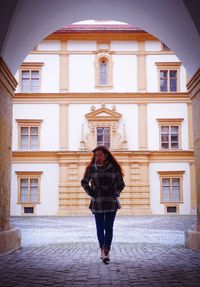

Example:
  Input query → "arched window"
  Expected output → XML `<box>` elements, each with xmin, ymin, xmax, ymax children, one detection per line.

<box><xmin>99</xmin><ymin>58</ymin><xmax>108</xmax><ymax>85</ymax></box>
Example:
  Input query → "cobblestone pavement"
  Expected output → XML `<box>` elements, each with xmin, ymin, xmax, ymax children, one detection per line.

<box><xmin>0</xmin><ymin>215</ymin><xmax>200</xmax><ymax>287</ymax></box>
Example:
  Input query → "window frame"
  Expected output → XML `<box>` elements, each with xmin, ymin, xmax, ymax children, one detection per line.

<box><xmin>16</xmin><ymin>171</ymin><xmax>43</xmax><ymax>204</ymax></box>
<box><xmin>16</xmin><ymin>119</ymin><xmax>43</xmax><ymax>151</ymax></box>
<box><xmin>99</xmin><ymin>58</ymin><xmax>108</xmax><ymax>85</ymax></box>
<box><xmin>155</xmin><ymin>62</ymin><xmax>181</xmax><ymax>92</ymax></box>
<box><xmin>19</xmin><ymin>62</ymin><xmax>44</xmax><ymax>93</ymax></box>
<box><xmin>157</xmin><ymin>118</ymin><xmax>184</xmax><ymax>150</ymax></box>
<box><xmin>95</xmin><ymin>51</ymin><xmax>113</xmax><ymax>89</ymax></box>
<box><xmin>158</xmin><ymin>171</ymin><xmax>185</xmax><ymax>206</ymax></box>
<box><xmin>96</xmin><ymin>126</ymin><xmax>111</xmax><ymax>148</ymax></box>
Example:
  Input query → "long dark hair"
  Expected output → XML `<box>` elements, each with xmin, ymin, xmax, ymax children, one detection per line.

<box><xmin>84</xmin><ymin>145</ymin><xmax>124</xmax><ymax>177</ymax></box>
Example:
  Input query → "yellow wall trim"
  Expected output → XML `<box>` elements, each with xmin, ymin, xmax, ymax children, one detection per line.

<box><xmin>12</xmin><ymin>150</ymin><xmax>194</xmax><ymax>163</ymax></box>
<box><xmin>45</xmin><ymin>32</ymin><xmax>157</xmax><ymax>41</ymax></box>
<box><xmin>59</xmin><ymin>41</ymin><xmax>68</xmax><ymax>92</ymax></box>
<box><xmin>138</xmin><ymin>103</ymin><xmax>148</xmax><ymax>150</ymax></box>
<box><xmin>14</xmin><ymin>92</ymin><xmax>191</xmax><ymax>105</ymax></box>
<box><xmin>137</xmin><ymin>41</ymin><xmax>146</xmax><ymax>92</ymax></box>
<box><xmin>59</xmin><ymin>104</ymin><xmax>68</xmax><ymax>150</ymax></box>
<box><xmin>157</xmin><ymin>118</ymin><xmax>184</xmax><ymax>124</ymax></box>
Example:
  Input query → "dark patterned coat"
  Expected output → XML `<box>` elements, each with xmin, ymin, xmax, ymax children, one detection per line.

<box><xmin>81</xmin><ymin>161</ymin><xmax>125</xmax><ymax>214</ymax></box>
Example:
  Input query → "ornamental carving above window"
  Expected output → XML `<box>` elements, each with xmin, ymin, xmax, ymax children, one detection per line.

<box><xmin>80</xmin><ymin>104</ymin><xmax>128</xmax><ymax>151</ymax></box>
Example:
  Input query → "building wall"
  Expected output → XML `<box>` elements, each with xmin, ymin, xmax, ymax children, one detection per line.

<box><xmin>112</xmin><ymin>55</ymin><xmax>137</xmax><ymax>92</ymax></box>
<box><xmin>147</xmin><ymin>103</ymin><xmax>189</xmax><ymax>150</ymax></box>
<box><xmin>69</xmin><ymin>54</ymin><xmax>95</xmax><ymax>92</ymax></box>
<box><xmin>15</xmin><ymin>53</ymin><xmax>60</xmax><ymax>93</ymax></box>
<box><xmin>15</xmin><ymin>39</ymin><xmax>188</xmax><ymax>93</ymax></box>
<box><xmin>110</xmin><ymin>40</ymin><xmax>138</xmax><ymax>51</ymax></box>
<box><xmin>11</xmin><ymin>34</ymin><xmax>195</xmax><ymax>216</ymax></box>
<box><xmin>149</xmin><ymin>162</ymin><xmax>191</xmax><ymax>214</ymax></box>
<box><xmin>11</xmin><ymin>163</ymin><xmax>59</xmax><ymax>216</ymax></box>
<box><xmin>68</xmin><ymin>103</ymin><xmax>138</xmax><ymax>150</ymax></box>
<box><xmin>37</xmin><ymin>40</ymin><xmax>60</xmax><ymax>51</ymax></box>
<box><xmin>67</xmin><ymin>40</ymin><xmax>96</xmax><ymax>51</ymax></box>
<box><xmin>146</xmin><ymin>54</ymin><xmax>187</xmax><ymax>92</ymax></box>
<box><xmin>145</xmin><ymin>40</ymin><xmax>161</xmax><ymax>51</ymax></box>
<box><xmin>12</xmin><ymin>104</ymin><xmax>59</xmax><ymax>151</ymax></box>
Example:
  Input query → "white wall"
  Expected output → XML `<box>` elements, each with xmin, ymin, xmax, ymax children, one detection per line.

<box><xmin>69</xmin><ymin>53</ymin><xmax>137</xmax><ymax>92</ymax></box>
<box><xmin>68</xmin><ymin>103</ymin><xmax>138</xmax><ymax>150</ymax></box>
<box><xmin>14</xmin><ymin>39</ymin><xmax>187</xmax><ymax>94</ymax></box>
<box><xmin>146</xmin><ymin>54</ymin><xmax>187</xmax><ymax>92</ymax></box>
<box><xmin>11</xmin><ymin>163</ymin><xmax>59</xmax><ymax>215</ymax></box>
<box><xmin>149</xmin><ymin>162</ymin><xmax>191</xmax><ymax>214</ymax></box>
<box><xmin>15</xmin><ymin>53</ymin><xmax>60</xmax><ymax>93</ymax></box>
<box><xmin>112</xmin><ymin>55</ymin><xmax>137</xmax><ymax>92</ymax></box>
<box><xmin>180</xmin><ymin>64</ymin><xmax>187</xmax><ymax>91</ymax></box>
<box><xmin>145</xmin><ymin>40</ymin><xmax>161</xmax><ymax>51</ymax></box>
<box><xmin>69</xmin><ymin>54</ymin><xmax>95</xmax><ymax>92</ymax></box>
<box><xmin>111</xmin><ymin>41</ymin><xmax>138</xmax><ymax>51</ymax></box>
<box><xmin>147</xmin><ymin>103</ymin><xmax>188</xmax><ymax>150</ymax></box>
<box><xmin>67</xmin><ymin>40</ymin><xmax>96</xmax><ymax>51</ymax></box>
<box><xmin>37</xmin><ymin>40</ymin><xmax>60</xmax><ymax>51</ymax></box>
<box><xmin>12</xmin><ymin>104</ymin><xmax>59</xmax><ymax>150</ymax></box>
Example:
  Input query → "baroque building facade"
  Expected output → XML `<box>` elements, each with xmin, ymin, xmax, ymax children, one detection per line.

<box><xmin>11</xmin><ymin>22</ymin><xmax>196</xmax><ymax>216</ymax></box>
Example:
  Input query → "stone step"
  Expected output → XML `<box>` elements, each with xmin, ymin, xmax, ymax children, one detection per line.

<box><xmin>57</xmin><ymin>207</ymin><xmax>152</xmax><ymax>216</ymax></box>
<box><xmin>59</xmin><ymin>192</ymin><xmax>150</xmax><ymax>200</ymax></box>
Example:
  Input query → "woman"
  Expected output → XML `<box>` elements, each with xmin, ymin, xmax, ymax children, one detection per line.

<box><xmin>81</xmin><ymin>145</ymin><xmax>125</xmax><ymax>263</ymax></box>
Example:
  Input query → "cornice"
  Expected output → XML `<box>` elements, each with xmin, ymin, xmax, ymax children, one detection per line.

<box><xmin>0</xmin><ymin>57</ymin><xmax>18</xmax><ymax>98</ymax></box>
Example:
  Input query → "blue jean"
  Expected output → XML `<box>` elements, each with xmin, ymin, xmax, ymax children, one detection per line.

<box><xmin>94</xmin><ymin>211</ymin><xmax>117</xmax><ymax>250</ymax></box>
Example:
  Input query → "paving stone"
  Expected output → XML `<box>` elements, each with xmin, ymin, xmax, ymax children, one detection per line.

<box><xmin>0</xmin><ymin>216</ymin><xmax>200</xmax><ymax>286</ymax></box>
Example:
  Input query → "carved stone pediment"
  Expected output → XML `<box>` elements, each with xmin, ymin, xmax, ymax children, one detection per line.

<box><xmin>85</xmin><ymin>106</ymin><xmax>122</xmax><ymax>122</ymax></box>
<box><xmin>80</xmin><ymin>104</ymin><xmax>128</xmax><ymax>151</ymax></box>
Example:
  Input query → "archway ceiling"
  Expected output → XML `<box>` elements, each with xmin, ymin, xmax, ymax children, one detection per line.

<box><xmin>0</xmin><ymin>0</ymin><xmax>199</xmax><ymax>77</ymax></box>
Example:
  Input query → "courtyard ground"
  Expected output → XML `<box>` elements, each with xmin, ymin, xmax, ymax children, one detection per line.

<box><xmin>0</xmin><ymin>215</ymin><xmax>200</xmax><ymax>286</ymax></box>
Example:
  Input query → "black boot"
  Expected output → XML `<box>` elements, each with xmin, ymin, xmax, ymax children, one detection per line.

<box><xmin>102</xmin><ymin>245</ymin><xmax>110</xmax><ymax>263</ymax></box>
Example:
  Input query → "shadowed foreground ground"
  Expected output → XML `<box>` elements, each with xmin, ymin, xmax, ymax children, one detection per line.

<box><xmin>0</xmin><ymin>215</ymin><xmax>200</xmax><ymax>287</ymax></box>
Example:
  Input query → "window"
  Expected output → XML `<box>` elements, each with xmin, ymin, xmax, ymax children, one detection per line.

<box><xmin>24</xmin><ymin>207</ymin><xmax>34</xmax><ymax>214</ymax></box>
<box><xmin>166</xmin><ymin>206</ymin><xmax>177</xmax><ymax>213</ymax></box>
<box><xmin>100</xmin><ymin>59</ymin><xmax>108</xmax><ymax>85</ymax></box>
<box><xmin>84</xmin><ymin>104</ymin><xmax>122</xmax><ymax>150</ymax></box>
<box><xmin>16</xmin><ymin>171</ymin><xmax>43</xmax><ymax>204</ymax></box>
<box><xmin>158</xmin><ymin>171</ymin><xmax>184</xmax><ymax>204</ymax></box>
<box><xmin>160</xmin><ymin>70</ymin><xmax>177</xmax><ymax>92</ymax></box>
<box><xmin>16</xmin><ymin>119</ymin><xmax>43</xmax><ymax>150</ymax></box>
<box><xmin>161</xmin><ymin>178</ymin><xmax>180</xmax><ymax>202</ymax></box>
<box><xmin>95</xmin><ymin>53</ymin><xmax>113</xmax><ymax>88</ymax></box>
<box><xmin>157</xmin><ymin>118</ymin><xmax>183</xmax><ymax>150</ymax></box>
<box><xmin>160</xmin><ymin>126</ymin><xmax>178</xmax><ymax>149</ymax></box>
<box><xmin>97</xmin><ymin>127</ymin><xmax>110</xmax><ymax>148</ymax></box>
<box><xmin>156</xmin><ymin>62</ymin><xmax>181</xmax><ymax>92</ymax></box>
<box><xmin>20</xmin><ymin>62</ymin><xmax>43</xmax><ymax>93</ymax></box>
<box><xmin>21</xmin><ymin>70</ymin><xmax>40</xmax><ymax>92</ymax></box>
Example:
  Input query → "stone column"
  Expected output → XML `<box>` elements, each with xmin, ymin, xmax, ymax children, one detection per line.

<box><xmin>59</xmin><ymin>104</ymin><xmax>68</xmax><ymax>150</ymax></box>
<box><xmin>0</xmin><ymin>57</ymin><xmax>21</xmax><ymax>254</ymax></box>
<box><xmin>185</xmin><ymin>68</ymin><xmax>200</xmax><ymax>251</ymax></box>
<box><xmin>138</xmin><ymin>104</ymin><xmax>148</xmax><ymax>150</ymax></box>
<box><xmin>59</xmin><ymin>41</ymin><xmax>68</xmax><ymax>93</ymax></box>
<box><xmin>137</xmin><ymin>41</ymin><xmax>146</xmax><ymax>92</ymax></box>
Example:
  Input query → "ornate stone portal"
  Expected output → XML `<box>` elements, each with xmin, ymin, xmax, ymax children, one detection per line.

<box><xmin>80</xmin><ymin>104</ymin><xmax>128</xmax><ymax>151</ymax></box>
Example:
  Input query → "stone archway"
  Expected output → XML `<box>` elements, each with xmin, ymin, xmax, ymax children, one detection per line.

<box><xmin>0</xmin><ymin>0</ymin><xmax>200</xmax><ymax>254</ymax></box>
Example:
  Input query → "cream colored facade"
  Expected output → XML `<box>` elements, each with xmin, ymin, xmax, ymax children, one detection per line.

<box><xmin>11</xmin><ymin>23</ymin><xmax>196</xmax><ymax>216</ymax></box>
